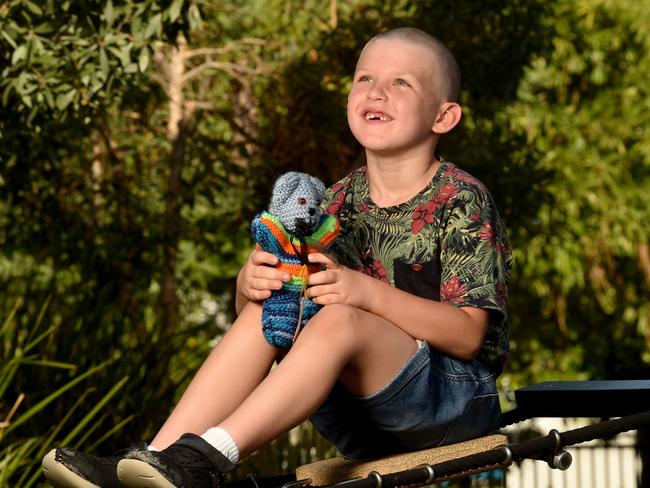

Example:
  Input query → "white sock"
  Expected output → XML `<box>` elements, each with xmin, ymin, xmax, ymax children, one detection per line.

<box><xmin>147</xmin><ymin>444</ymin><xmax>160</xmax><ymax>451</ymax></box>
<box><xmin>200</xmin><ymin>427</ymin><xmax>240</xmax><ymax>464</ymax></box>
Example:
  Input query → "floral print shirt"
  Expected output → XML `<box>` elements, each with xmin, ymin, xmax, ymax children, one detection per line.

<box><xmin>322</xmin><ymin>161</ymin><xmax>512</xmax><ymax>373</ymax></box>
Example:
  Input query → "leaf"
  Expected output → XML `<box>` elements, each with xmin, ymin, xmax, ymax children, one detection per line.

<box><xmin>138</xmin><ymin>47</ymin><xmax>150</xmax><ymax>72</ymax></box>
<box><xmin>33</xmin><ymin>21</ymin><xmax>56</xmax><ymax>35</ymax></box>
<box><xmin>63</xmin><ymin>376</ymin><xmax>129</xmax><ymax>447</ymax></box>
<box><xmin>86</xmin><ymin>414</ymin><xmax>135</xmax><ymax>451</ymax></box>
<box><xmin>55</xmin><ymin>89</ymin><xmax>76</xmax><ymax>111</ymax></box>
<box><xmin>103</xmin><ymin>32</ymin><xmax>117</xmax><ymax>46</ymax></box>
<box><xmin>169</xmin><ymin>0</ymin><xmax>184</xmax><ymax>22</ymax></box>
<box><xmin>0</xmin><ymin>298</ymin><xmax>22</xmax><ymax>336</ymax></box>
<box><xmin>108</xmin><ymin>44</ymin><xmax>133</xmax><ymax>68</ymax></box>
<box><xmin>2</xmin><ymin>82</ymin><xmax>13</xmax><ymax>106</ymax></box>
<box><xmin>104</xmin><ymin>0</ymin><xmax>115</xmax><ymax>26</ymax></box>
<box><xmin>99</xmin><ymin>47</ymin><xmax>109</xmax><ymax>76</ymax></box>
<box><xmin>18</xmin><ymin>358</ymin><xmax>77</xmax><ymax>370</ymax></box>
<box><xmin>188</xmin><ymin>3</ymin><xmax>202</xmax><ymax>30</ymax></box>
<box><xmin>11</xmin><ymin>44</ymin><xmax>28</xmax><ymax>65</ymax></box>
<box><xmin>1</xmin><ymin>29</ymin><xmax>18</xmax><ymax>49</ymax></box>
<box><xmin>2</xmin><ymin>361</ymin><xmax>112</xmax><ymax>436</ymax></box>
<box><xmin>23</xmin><ymin>0</ymin><xmax>43</xmax><ymax>15</ymax></box>
<box><xmin>144</xmin><ymin>13</ymin><xmax>162</xmax><ymax>39</ymax></box>
<box><xmin>130</xmin><ymin>16</ymin><xmax>143</xmax><ymax>40</ymax></box>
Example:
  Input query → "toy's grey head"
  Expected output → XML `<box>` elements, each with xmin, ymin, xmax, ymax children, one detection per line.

<box><xmin>269</xmin><ymin>172</ymin><xmax>326</xmax><ymax>236</ymax></box>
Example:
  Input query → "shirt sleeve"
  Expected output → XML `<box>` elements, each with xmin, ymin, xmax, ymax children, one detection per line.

<box><xmin>438</xmin><ymin>185</ymin><xmax>512</xmax><ymax>317</ymax></box>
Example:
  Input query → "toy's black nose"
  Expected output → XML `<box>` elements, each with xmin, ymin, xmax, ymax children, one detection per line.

<box><xmin>294</xmin><ymin>218</ymin><xmax>311</xmax><ymax>237</ymax></box>
<box><xmin>309</xmin><ymin>208</ymin><xmax>316</xmax><ymax>216</ymax></box>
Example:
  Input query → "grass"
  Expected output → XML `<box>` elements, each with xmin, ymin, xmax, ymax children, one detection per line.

<box><xmin>0</xmin><ymin>297</ymin><xmax>132</xmax><ymax>488</ymax></box>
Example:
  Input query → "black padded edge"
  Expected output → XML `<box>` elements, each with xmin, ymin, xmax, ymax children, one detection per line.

<box><xmin>514</xmin><ymin>380</ymin><xmax>650</xmax><ymax>417</ymax></box>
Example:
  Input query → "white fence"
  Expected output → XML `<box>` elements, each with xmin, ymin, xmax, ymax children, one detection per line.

<box><xmin>503</xmin><ymin>419</ymin><xmax>640</xmax><ymax>488</ymax></box>
<box><xmin>505</xmin><ymin>442</ymin><xmax>639</xmax><ymax>487</ymax></box>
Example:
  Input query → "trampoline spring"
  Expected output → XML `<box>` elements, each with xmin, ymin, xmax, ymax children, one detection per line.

<box><xmin>499</xmin><ymin>445</ymin><xmax>514</xmax><ymax>467</ymax></box>
<box><xmin>545</xmin><ymin>428</ymin><xmax>572</xmax><ymax>470</ymax></box>
<box><xmin>367</xmin><ymin>471</ymin><xmax>383</xmax><ymax>488</ymax></box>
<box><xmin>416</xmin><ymin>464</ymin><xmax>435</xmax><ymax>484</ymax></box>
<box><xmin>549</xmin><ymin>450</ymin><xmax>573</xmax><ymax>471</ymax></box>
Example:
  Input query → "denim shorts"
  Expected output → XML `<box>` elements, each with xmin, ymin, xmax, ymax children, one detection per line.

<box><xmin>309</xmin><ymin>341</ymin><xmax>501</xmax><ymax>459</ymax></box>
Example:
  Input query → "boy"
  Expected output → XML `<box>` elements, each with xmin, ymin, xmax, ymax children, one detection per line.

<box><xmin>42</xmin><ymin>27</ymin><xmax>511</xmax><ymax>488</ymax></box>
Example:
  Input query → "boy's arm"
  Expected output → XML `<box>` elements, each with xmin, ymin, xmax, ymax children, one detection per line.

<box><xmin>365</xmin><ymin>276</ymin><xmax>489</xmax><ymax>359</ymax></box>
<box><xmin>306</xmin><ymin>254</ymin><xmax>487</xmax><ymax>360</ymax></box>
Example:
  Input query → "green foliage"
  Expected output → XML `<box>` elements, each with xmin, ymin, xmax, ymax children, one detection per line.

<box><xmin>0</xmin><ymin>1</ymin><xmax>262</xmax><ymax>484</ymax></box>
<box><xmin>0</xmin><ymin>299</ymin><xmax>131</xmax><ymax>487</ymax></box>
<box><xmin>501</xmin><ymin>0</ymin><xmax>650</xmax><ymax>389</ymax></box>
<box><xmin>0</xmin><ymin>0</ymin><xmax>194</xmax><ymax>124</ymax></box>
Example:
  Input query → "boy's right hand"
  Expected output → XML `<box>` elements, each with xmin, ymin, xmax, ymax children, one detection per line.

<box><xmin>236</xmin><ymin>247</ymin><xmax>290</xmax><ymax>303</ymax></box>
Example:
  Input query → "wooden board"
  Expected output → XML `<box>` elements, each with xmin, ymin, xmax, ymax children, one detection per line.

<box><xmin>295</xmin><ymin>434</ymin><xmax>507</xmax><ymax>485</ymax></box>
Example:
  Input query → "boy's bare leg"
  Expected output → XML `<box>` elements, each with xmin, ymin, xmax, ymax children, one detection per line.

<box><xmin>220</xmin><ymin>303</ymin><xmax>418</xmax><ymax>458</ymax></box>
<box><xmin>151</xmin><ymin>302</ymin><xmax>279</xmax><ymax>449</ymax></box>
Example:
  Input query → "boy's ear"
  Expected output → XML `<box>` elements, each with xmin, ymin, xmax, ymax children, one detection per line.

<box><xmin>432</xmin><ymin>102</ymin><xmax>462</xmax><ymax>134</ymax></box>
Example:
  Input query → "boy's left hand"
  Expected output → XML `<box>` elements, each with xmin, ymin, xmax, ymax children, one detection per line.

<box><xmin>305</xmin><ymin>252</ymin><xmax>371</xmax><ymax>309</ymax></box>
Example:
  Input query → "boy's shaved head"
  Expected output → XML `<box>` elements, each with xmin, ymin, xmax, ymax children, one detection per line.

<box><xmin>367</xmin><ymin>27</ymin><xmax>461</xmax><ymax>102</ymax></box>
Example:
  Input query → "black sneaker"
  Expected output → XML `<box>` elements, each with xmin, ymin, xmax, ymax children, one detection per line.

<box><xmin>42</xmin><ymin>445</ymin><xmax>138</xmax><ymax>488</ymax></box>
<box><xmin>117</xmin><ymin>433</ymin><xmax>235</xmax><ymax>488</ymax></box>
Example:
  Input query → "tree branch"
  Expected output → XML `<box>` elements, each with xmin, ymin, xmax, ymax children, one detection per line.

<box><xmin>184</xmin><ymin>37</ymin><xmax>270</xmax><ymax>60</ymax></box>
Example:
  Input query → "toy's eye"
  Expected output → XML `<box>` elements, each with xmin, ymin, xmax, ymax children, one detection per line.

<box><xmin>298</xmin><ymin>197</ymin><xmax>307</xmax><ymax>206</ymax></box>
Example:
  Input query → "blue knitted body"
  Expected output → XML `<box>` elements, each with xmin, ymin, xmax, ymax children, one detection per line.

<box><xmin>261</xmin><ymin>289</ymin><xmax>320</xmax><ymax>348</ymax></box>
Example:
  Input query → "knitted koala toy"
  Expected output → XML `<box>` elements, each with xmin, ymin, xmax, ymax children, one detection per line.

<box><xmin>251</xmin><ymin>172</ymin><xmax>340</xmax><ymax>348</ymax></box>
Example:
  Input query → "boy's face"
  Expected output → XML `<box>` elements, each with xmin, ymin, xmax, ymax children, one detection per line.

<box><xmin>347</xmin><ymin>37</ymin><xmax>445</xmax><ymax>157</ymax></box>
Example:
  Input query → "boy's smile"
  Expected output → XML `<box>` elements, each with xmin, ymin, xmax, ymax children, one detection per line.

<box><xmin>347</xmin><ymin>37</ymin><xmax>445</xmax><ymax>158</ymax></box>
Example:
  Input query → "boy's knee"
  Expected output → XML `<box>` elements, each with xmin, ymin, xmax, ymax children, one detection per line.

<box><xmin>315</xmin><ymin>304</ymin><xmax>360</xmax><ymax>326</ymax></box>
<box><xmin>304</xmin><ymin>304</ymin><xmax>361</xmax><ymax>343</ymax></box>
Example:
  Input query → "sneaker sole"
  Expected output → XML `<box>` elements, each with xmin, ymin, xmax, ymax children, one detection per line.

<box><xmin>41</xmin><ymin>449</ymin><xmax>101</xmax><ymax>488</ymax></box>
<box><xmin>117</xmin><ymin>459</ymin><xmax>177</xmax><ymax>488</ymax></box>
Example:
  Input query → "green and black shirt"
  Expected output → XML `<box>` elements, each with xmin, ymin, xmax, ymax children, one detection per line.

<box><xmin>322</xmin><ymin>160</ymin><xmax>512</xmax><ymax>373</ymax></box>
